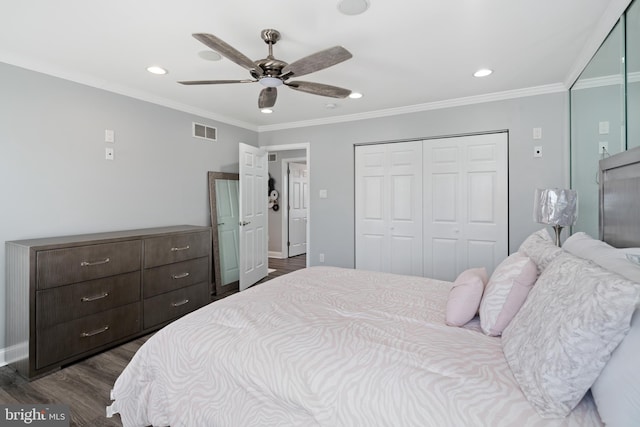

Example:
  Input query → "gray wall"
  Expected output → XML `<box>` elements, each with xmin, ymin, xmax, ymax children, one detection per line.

<box><xmin>267</xmin><ymin>149</ymin><xmax>306</xmax><ymax>255</ymax></box>
<box><xmin>0</xmin><ymin>62</ymin><xmax>258</xmax><ymax>361</ymax></box>
<box><xmin>259</xmin><ymin>92</ymin><xmax>570</xmax><ymax>268</ymax></box>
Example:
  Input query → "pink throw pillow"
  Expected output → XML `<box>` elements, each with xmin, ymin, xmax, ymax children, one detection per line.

<box><xmin>479</xmin><ymin>252</ymin><xmax>538</xmax><ymax>336</ymax></box>
<box><xmin>445</xmin><ymin>267</ymin><xmax>489</xmax><ymax>327</ymax></box>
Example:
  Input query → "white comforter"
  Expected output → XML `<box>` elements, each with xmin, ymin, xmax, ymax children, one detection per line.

<box><xmin>108</xmin><ymin>267</ymin><xmax>602</xmax><ymax>426</ymax></box>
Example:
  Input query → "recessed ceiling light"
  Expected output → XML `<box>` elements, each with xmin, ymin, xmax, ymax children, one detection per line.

<box><xmin>348</xmin><ymin>92</ymin><xmax>363</xmax><ymax>99</ymax></box>
<box><xmin>473</xmin><ymin>68</ymin><xmax>493</xmax><ymax>77</ymax></box>
<box><xmin>146</xmin><ymin>66</ymin><xmax>168</xmax><ymax>75</ymax></box>
<box><xmin>261</xmin><ymin>108</ymin><xmax>273</xmax><ymax>114</ymax></box>
<box><xmin>198</xmin><ymin>50</ymin><xmax>222</xmax><ymax>61</ymax></box>
<box><xmin>337</xmin><ymin>0</ymin><xmax>369</xmax><ymax>15</ymax></box>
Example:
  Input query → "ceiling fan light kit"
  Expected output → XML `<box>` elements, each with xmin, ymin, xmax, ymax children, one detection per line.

<box><xmin>179</xmin><ymin>29</ymin><xmax>354</xmax><ymax>110</ymax></box>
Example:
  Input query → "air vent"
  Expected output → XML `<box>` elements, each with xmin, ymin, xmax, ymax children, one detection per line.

<box><xmin>193</xmin><ymin>122</ymin><xmax>217</xmax><ymax>141</ymax></box>
<box><xmin>268</xmin><ymin>153</ymin><xmax>277</xmax><ymax>162</ymax></box>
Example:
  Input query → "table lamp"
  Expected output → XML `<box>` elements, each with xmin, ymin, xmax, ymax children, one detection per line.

<box><xmin>533</xmin><ymin>188</ymin><xmax>578</xmax><ymax>246</ymax></box>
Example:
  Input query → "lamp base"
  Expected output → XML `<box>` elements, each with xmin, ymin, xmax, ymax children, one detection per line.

<box><xmin>552</xmin><ymin>225</ymin><xmax>563</xmax><ymax>247</ymax></box>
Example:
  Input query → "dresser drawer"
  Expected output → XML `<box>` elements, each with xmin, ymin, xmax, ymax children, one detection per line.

<box><xmin>143</xmin><ymin>282</ymin><xmax>209</xmax><ymax>329</ymax></box>
<box><xmin>36</xmin><ymin>302</ymin><xmax>141</xmax><ymax>369</ymax></box>
<box><xmin>37</xmin><ymin>240</ymin><xmax>141</xmax><ymax>289</ymax></box>
<box><xmin>143</xmin><ymin>257</ymin><xmax>209</xmax><ymax>298</ymax></box>
<box><xmin>144</xmin><ymin>231</ymin><xmax>210</xmax><ymax>268</ymax></box>
<box><xmin>36</xmin><ymin>272</ymin><xmax>141</xmax><ymax>329</ymax></box>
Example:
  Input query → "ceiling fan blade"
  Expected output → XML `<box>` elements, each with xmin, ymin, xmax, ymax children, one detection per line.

<box><xmin>258</xmin><ymin>87</ymin><xmax>277</xmax><ymax>109</ymax></box>
<box><xmin>281</xmin><ymin>46</ymin><xmax>352</xmax><ymax>77</ymax></box>
<box><xmin>285</xmin><ymin>81</ymin><xmax>351</xmax><ymax>98</ymax></box>
<box><xmin>192</xmin><ymin>33</ymin><xmax>263</xmax><ymax>77</ymax></box>
<box><xmin>178</xmin><ymin>79</ymin><xmax>256</xmax><ymax>85</ymax></box>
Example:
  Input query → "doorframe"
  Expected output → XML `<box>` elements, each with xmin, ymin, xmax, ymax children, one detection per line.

<box><xmin>281</xmin><ymin>157</ymin><xmax>307</xmax><ymax>258</ymax></box>
<box><xmin>263</xmin><ymin>143</ymin><xmax>311</xmax><ymax>268</ymax></box>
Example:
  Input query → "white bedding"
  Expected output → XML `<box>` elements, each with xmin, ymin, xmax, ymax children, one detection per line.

<box><xmin>108</xmin><ymin>266</ymin><xmax>602</xmax><ymax>426</ymax></box>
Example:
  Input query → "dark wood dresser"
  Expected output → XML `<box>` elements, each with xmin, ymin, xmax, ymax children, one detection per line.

<box><xmin>5</xmin><ymin>225</ymin><xmax>212</xmax><ymax>379</ymax></box>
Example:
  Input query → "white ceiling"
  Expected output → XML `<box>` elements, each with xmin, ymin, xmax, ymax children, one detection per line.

<box><xmin>0</xmin><ymin>0</ymin><xmax>627</xmax><ymax>130</ymax></box>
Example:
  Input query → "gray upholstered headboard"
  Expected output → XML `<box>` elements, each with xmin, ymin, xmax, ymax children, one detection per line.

<box><xmin>599</xmin><ymin>146</ymin><xmax>640</xmax><ymax>248</ymax></box>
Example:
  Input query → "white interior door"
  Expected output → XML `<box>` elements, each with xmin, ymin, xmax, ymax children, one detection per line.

<box><xmin>355</xmin><ymin>141</ymin><xmax>423</xmax><ymax>275</ymax></box>
<box><xmin>215</xmin><ymin>179</ymin><xmax>240</xmax><ymax>286</ymax></box>
<box><xmin>239</xmin><ymin>143</ymin><xmax>268</xmax><ymax>291</ymax></box>
<box><xmin>424</xmin><ymin>133</ymin><xmax>508</xmax><ymax>281</ymax></box>
<box><xmin>288</xmin><ymin>162</ymin><xmax>308</xmax><ymax>257</ymax></box>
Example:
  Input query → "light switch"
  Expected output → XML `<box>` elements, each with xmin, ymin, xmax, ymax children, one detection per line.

<box><xmin>105</xmin><ymin>129</ymin><xmax>115</xmax><ymax>143</ymax></box>
<box><xmin>105</xmin><ymin>147</ymin><xmax>114</xmax><ymax>160</ymax></box>
<box><xmin>533</xmin><ymin>127</ymin><xmax>542</xmax><ymax>140</ymax></box>
<box><xmin>599</xmin><ymin>121</ymin><xmax>610</xmax><ymax>135</ymax></box>
<box><xmin>319</xmin><ymin>189</ymin><xmax>328</xmax><ymax>199</ymax></box>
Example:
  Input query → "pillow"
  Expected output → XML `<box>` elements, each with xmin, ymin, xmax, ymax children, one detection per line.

<box><xmin>518</xmin><ymin>228</ymin><xmax>562</xmax><ymax>274</ymax></box>
<box><xmin>445</xmin><ymin>267</ymin><xmax>488</xmax><ymax>327</ymax></box>
<box><xmin>501</xmin><ymin>252</ymin><xmax>640</xmax><ymax>418</ymax></box>
<box><xmin>563</xmin><ymin>232</ymin><xmax>640</xmax><ymax>283</ymax></box>
<box><xmin>479</xmin><ymin>253</ymin><xmax>537</xmax><ymax>336</ymax></box>
<box><xmin>591</xmin><ymin>308</ymin><xmax>640</xmax><ymax>427</ymax></box>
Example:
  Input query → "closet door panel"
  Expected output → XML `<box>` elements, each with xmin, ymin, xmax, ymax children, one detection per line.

<box><xmin>356</xmin><ymin>142</ymin><xmax>422</xmax><ymax>275</ymax></box>
<box><xmin>424</xmin><ymin>133</ymin><xmax>508</xmax><ymax>280</ymax></box>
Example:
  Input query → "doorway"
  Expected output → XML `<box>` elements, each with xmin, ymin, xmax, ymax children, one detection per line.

<box><xmin>264</xmin><ymin>143</ymin><xmax>311</xmax><ymax>268</ymax></box>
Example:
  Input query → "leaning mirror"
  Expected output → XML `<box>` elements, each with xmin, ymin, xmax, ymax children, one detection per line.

<box><xmin>208</xmin><ymin>172</ymin><xmax>240</xmax><ymax>297</ymax></box>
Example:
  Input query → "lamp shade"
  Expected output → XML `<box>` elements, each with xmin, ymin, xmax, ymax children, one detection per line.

<box><xmin>533</xmin><ymin>188</ymin><xmax>578</xmax><ymax>227</ymax></box>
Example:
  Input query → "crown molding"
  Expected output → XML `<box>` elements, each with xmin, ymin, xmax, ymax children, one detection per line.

<box><xmin>564</xmin><ymin>0</ymin><xmax>632</xmax><ymax>89</ymax></box>
<box><xmin>0</xmin><ymin>52</ymin><xmax>259</xmax><ymax>131</ymax></box>
<box><xmin>258</xmin><ymin>83</ymin><xmax>567</xmax><ymax>132</ymax></box>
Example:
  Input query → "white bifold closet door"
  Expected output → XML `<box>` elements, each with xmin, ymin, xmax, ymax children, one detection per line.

<box><xmin>423</xmin><ymin>133</ymin><xmax>508</xmax><ymax>280</ymax></box>
<box><xmin>355</xmin><ymin>133</ymin><xmax>508</xmax><ymax>281</ymax></box>
<box><xmin>355</xmin><ymin>141</ymin><xmax>423</xmax><ymax>276</ymax></box>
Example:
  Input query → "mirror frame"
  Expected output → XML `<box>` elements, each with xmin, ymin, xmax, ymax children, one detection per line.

<box><xmin>208</xmin><ymin>171</ymin><xmax>240</xmax><ymax>297</ymax></box>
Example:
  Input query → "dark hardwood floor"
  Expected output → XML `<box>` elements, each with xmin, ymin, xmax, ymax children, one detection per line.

<box><xmin>0</xmin><ymin>255</ymin><xmax>306</xmax><ymax>426</ymax></box>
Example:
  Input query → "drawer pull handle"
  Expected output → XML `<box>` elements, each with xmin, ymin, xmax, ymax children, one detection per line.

<box><xmin>171</xmin><ymin>299</ymin><xmax>190</xmax><ymax>307</ymax></box>
<box><xmin>80</xmin><ymin>325</ymin><xmax>110</xmax><ymax>338</ymax></box>
<box><xmin>172</xmin><ymin>272</ymin><xmax>190</xmax><ymax>280</ymax></box>
<box><xmin>81</xmin><ymin>292</ymin><xmax>109</xmax><ymax>302</ymax></box>
<box><xmin>80</xmin><ymin>257</ymin><xmax>110</xmax><ymax>267</ymax></box>
<box><xmin>171</xmin><ymin>245</ymin><xmax>190</xmax><ymax>252</ymax></box>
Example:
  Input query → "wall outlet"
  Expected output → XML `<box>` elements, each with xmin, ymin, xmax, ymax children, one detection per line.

<box><xmin>105</xmin><ymin>147</ymin><xmax>114</xmax><ymax>160</ymax></box>
<box><xmin>319</xmin><ymin>253</ymin><xmax>325</xmax><ymax>263</ymax></box>
<box><xmin>598</xmin><ymin>141</ymin><xmax>609</xmax><ymax>154</ymax></box>
<box><xmin>533</xmin><ymin>146</ymin><xmax>542</xmax><ymax>158</ymax></box>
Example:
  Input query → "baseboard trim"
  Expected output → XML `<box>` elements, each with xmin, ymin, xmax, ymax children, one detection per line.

<box><xmin>268</xmin><ymin>251</ymin><xmax>285</xmax><ymax>259</ymax></box>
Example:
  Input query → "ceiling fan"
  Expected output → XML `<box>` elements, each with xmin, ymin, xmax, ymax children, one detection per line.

<box><xmin>178</xmin><ymin>29</ymin><xmax>353</xmax><ymax>110</ymax></box>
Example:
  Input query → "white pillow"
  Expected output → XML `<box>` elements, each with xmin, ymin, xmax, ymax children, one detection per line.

<box><xmin>591</xmin><ymin>309</ymin><xmax>640</xmax><ymax>427</ymax></box>
<box><xmin>479</xmin><ymin>253</ymin><xmax>537</xmax><ymax>336</ymax></box>
<box><xmin>518</xmin><ymin>228</ymin><xmax>562</xmax><ymax>274</ymax></box>
<box><xmin>502</xmin><ymin>252</ymin><xmax>640</xmax><ymax>418</ymax></box>
<box><xmin>563</xmin><ymin>232</ymin><xmax>640</xmax><ymax>283</ymax></box>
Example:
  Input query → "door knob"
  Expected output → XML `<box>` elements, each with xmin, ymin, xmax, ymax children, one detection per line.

<box><xmin>240</xmin><ymin>221</ymin><xmax>251</xmax><ymax>226</ymax></box>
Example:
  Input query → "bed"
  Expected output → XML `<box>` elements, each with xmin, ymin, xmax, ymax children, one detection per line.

<box><xmin>107</xmin><ymin>147</ymin><xmax>640</xmax><ymax>427</ymax></box>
